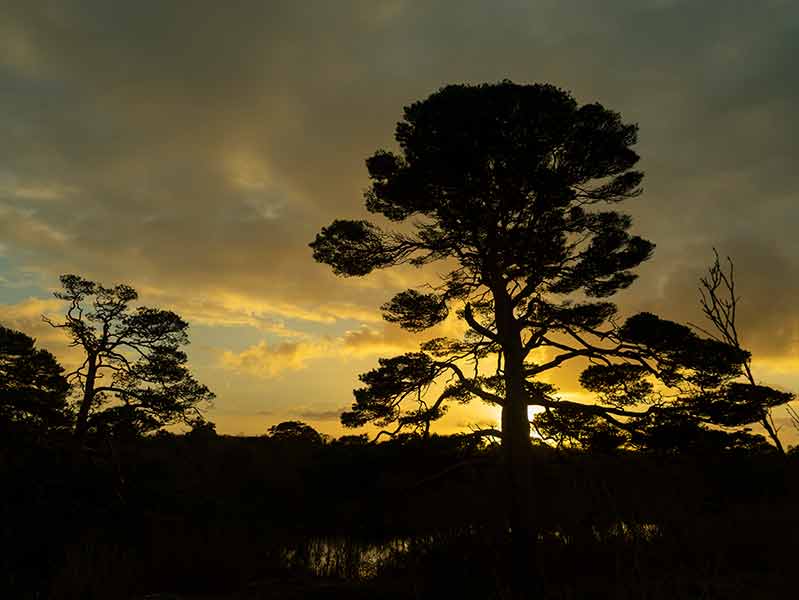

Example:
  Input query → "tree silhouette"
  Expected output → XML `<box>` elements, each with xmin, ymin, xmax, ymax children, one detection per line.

<box><xmin>693</xmin><ymin>251</ymin><xmax>791</xmax><ymax>453</ymax></box>
<box><xmin>43</xmin><ymin>274</ymin><xmax>214</xmax><ymax>442</ymax></box>
<box><xmin>185</xmin><ymin>415</ymin><xmax>218</xmax><ymax>440</ymax></box>
<box><xmin>0</xmin><ymin>324</ymin><xmax>71</xmax><ymax>435</ymax></box>
<box><xmin>266</xmin><ymin>420</ymin><xmax>325</xmax><ymax>445</ymax></box>
<box><xmin>312</xmin><ymin>82</ymin><xmax>653</xmax><ymax>449</ymax></box>
<box><xmin>532</xmin><ymin>308</ymin><xmax>792</xmax><ymax>454</ymax></box>
<box><xmin>531</xmin><ymin>254</ymin><xmax>794</xmax><ymax>455</ymax></box>
<box><xmin>311</xmin><ymin>81</ymin><xmax>663</xmax><ymax>584</ymax></box>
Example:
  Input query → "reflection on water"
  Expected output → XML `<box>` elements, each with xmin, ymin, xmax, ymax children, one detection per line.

<box><xmin>282</xmin><ymin>522</ymin><xmax>661</xmax><ymax>579</ymax></box>
<box><xmin>281</xmin><ymin>536</ymin><xmax>412</xmax><ymax>579</ymax></box>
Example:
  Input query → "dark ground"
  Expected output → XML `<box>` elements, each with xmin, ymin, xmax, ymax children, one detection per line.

<box><xmin>3</xmin><ymin>431</ymin><xmax>796</xmax><ymax>599</ymax></box>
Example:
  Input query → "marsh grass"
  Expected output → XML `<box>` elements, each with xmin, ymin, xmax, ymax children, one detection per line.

<box><xmin>4</xmin><ymin>434</ymin><xmax>796</xmax><ymax>598</ymax></box>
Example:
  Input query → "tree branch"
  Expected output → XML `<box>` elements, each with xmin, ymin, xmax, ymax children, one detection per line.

<box><xmin>463</xmin><ymin>303</ymin><xmax>500</xmax><ymax>343</ymax></box>
<box><xmin>436</xmin><ymin>360</ymin><xmax>504</xmax><ymax>405</ymax></box>
<box><xmin>535</xmin><ymin>396</ymin><xmax>658</xmax><ymax>419</ymax></box>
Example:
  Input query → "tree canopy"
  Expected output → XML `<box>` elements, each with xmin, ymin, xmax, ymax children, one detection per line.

<box><xmin>44</xmin><ymin>274</ymin><xmax>214</xmax><ymax>441</ymax></box>
<box><xmin>0</xmin><ymin>324</ymin><xmax>71</xmax><ymax>435</ymax></box>
<box><xmin>266</xmin><ymin>420</ymin><xmax>325</xmax><ymax>445</ymax></box>
<box><xmin>532</xmin><ymin>254</ymin><xmax>793</xmax><ymax>454</ymax></box>
<box><xmin>312</xmin><ymin>82</ymin><xmax>651</xmax><ymax>448</ymax></box>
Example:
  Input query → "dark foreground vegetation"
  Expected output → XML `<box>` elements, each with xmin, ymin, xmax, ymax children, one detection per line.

<box><xmin>3</xmin><ymin>428</ymin><xmax>797</xmax><ymax>599</ymax></box>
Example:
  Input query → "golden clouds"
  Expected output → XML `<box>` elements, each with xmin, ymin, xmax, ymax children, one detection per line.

<box><xmin>223</xmin><ymin>150</ymin><xmax>273</xmax><ymax>193</ymax></box>
<box><xmin>0</xmin><ymin>172</ymin><xmax>77</xmax><ymax>202</ymax></box>
<box><xmin>339</xmin><ymin>324</ymin><xmax>418</xmax><ymax>357</ymax></box>
<box><xmin>221</xmin><ymin>340</ymin><xmax>329</xmax><ymax>379</ymax></box>
<box><xmin>215</xmin><ymin>306</ymin><xmax>473</xmax><ymax>380</ymax></box>
<box><xmin>2</xmin><ymin>0</ymin><xmax>799</xmax><ymax>439</ymax></box>
<box><xmin>0</xmin><ymin>18</ymin><xmax>42</xmax><ymax>76</ymax></box>
<box><xmin>221</xmin><ymin>148</ymin><xmax>295</xmax><ymax>220</ymax></box>
<box><xmin>218</xmin><ymin>322</ymin><xmax>420</xmax><ymax>379</ymax></box>
<box><xmin>0</xmin><ymin>296</ymin><xmax>63</xmax><ymax>327</ymax></box>
<box><xmin>137</xmin><ymin>286</ymin><xmax>386</xmax><ymax>329</ymax></box>
<box><xmin>0</xmin><ymin>296</ymin><xmax>84</xmax><ymax>369</ymax></box>
<box><xmin>0</xmin><ymin>204</ymin><xmax>71</xmax><ymax>247</ymax></box>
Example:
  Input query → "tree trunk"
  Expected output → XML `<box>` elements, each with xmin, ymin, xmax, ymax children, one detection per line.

<box><xmin>742</xmin><ymin>365</ymin><xmax>785</xmax><ymax>455</ymax></box>
<box><xmin>494</xmin><ymin>282</ymin><xmax>538</xmax><ymax>597</ymax></box>
<box><xmin>73</xmin><ymin>356</ymin><xmax>97</xmax><ymax>442</ymax></box>
<box><xmin>760</xmin><ymin>413</ymin><xmax>785</xmax><ymax>455</ymax></box>
<box><xmin>501</xmin><ymin>355</ymin><xmax>539</xmax><ymax>596</ymax></box>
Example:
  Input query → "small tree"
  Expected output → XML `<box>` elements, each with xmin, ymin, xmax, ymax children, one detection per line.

<box><xmin>44</xmin><ymin>274</ymin><xmax>214</xmax><ymax>441</ymax></box>
<box><xmin>266</xmin><ymin>420</ymin><xmax>325</xmax><ymax>445</ymax></box>
<box><xmin>186</xmin><ymin>416</ymin><xmax>217</xmax><ymax>436</ymax></box>
<box><xmin>693</xmin><ymin>251</ymin><xmax>792</xmax><ymax>454</ymax></box>
<box><xmin>531</xmin><ymin>255</ymin><xmax>795</xmax><ymax>455</ymax></box>
<box><xmin>0</xmin><ymin>324</ymin><xmax>71</xmax><ymax>435</ymax></box>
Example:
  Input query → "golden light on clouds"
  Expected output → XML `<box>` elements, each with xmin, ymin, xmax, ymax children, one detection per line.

<box><xmin>218</xmin><ymin>322</ymin><xmax>426</xmax><ymax>380</ymax></box>
<box><xmin>221</xmin><ymin>339</ymin><xmax>330</xmax><ymax>379</ymax></box>
<box><xmin>0</xmin><ymin>296</ymin><xmax>84</xmax><ymax>370</ymax></box>
<box><xmin>0</xmin><ymin>20</ymin><xmax>41</xmax><ymax>76</ymax></box>
<box><xmin>223</xmin><ymin>150</ymin><xmax>273</xmax><ymax>193</ymax></box>
<box><xmin>1</xmin><ymin>0</ymin><xmax>798</xmax><ymax>439</ymax></box>
<box><xmin>0</xmin><ymin>204</ymin><xmax>71</xmax><ymax>247</ymax></box>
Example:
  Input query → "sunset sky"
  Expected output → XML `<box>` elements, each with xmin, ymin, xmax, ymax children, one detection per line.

<box><xmin>2</xmin><ymin>1</ymin><xmax>798</xmax><ymax>442</ymax></box>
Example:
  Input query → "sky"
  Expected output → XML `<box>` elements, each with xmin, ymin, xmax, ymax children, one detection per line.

<box><xmin>1</xmin><ymin>0</ymin><xmax>798</xmax><ymax>443</ymax></box>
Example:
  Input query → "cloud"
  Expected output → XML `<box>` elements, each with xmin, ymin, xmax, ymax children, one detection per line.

<box><xmin>219</xmin><ymin>339</ymin><xmax>331</xmax><ymax>379</ymax></box>
<box><xmin>0</xmin><ymin>204</ymin><xmax>72</xmax><ymax>248</ymax></box>
<box><xmin>216</xmin><ymin>325</ymin><xmax>411</xmax><ymax>379</ymax></box>
<box><xmin>0</xmin><ymin>296</ymin><xmax>85</xmax><ymax>368</ymax></box>
<box><xmin>0</xmin><ymin>296</ymin><xmax>63</xmax><ymax>328</ymax></box>
<box><xmin>297</xmin><ymin>406</ymin><xmax>350</xmax><ymax>421</ymax></box>
<box><xmin>2</xmin><ymin>1</ymin><xmax>799</xmax><ymax>436</ymax></box>
<box><xmin>218</xmin><ymin>305</ymin><xmax>475</xmax><ymax>379</ymax></box>
<box><xmin>340</xmin><ymin>324</ymin><xmax>417</xmax><ymax>356</ymax></box>
<box><xmin>626</xmin><ymin>236</ymin><xmax>799</xmax><ymax>362</ymax></box>
<box><xmin>3</xmin><ymin>1</ymin><xmax>797</xmax><ymax>334</ymax></box>
<box><xmin>135</xmin><ymin>291</ymin><xmax>311</xmax><ymax>336</ymax></box>
<box><xmin>0</xmin><ymin>171</ymin><xmax>77</xmax><ymax>202</ymax></box>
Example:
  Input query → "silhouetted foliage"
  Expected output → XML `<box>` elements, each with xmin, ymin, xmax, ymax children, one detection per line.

<box><xmin>693</xmin><ymin>251</ymin><xmax>792</xmax><ymax>452</ymax></box>
<box><xmin>185</xmin><ymin>415</ymin><xmax>218</xmax><ymax>440</ymax></box>
<box><xmin>532</xmin><ymin>405</ymin><xmax>628</xmax><ymax>453</ymax></box>
<box><xmin>532</xmin><ymin>258</ymin><xmax>794</xmax><ymax>454</ymax></box>
<box><xmin>43</xmin><ymin>274</ymin><xmax>214</xmax><ymax>442</ymax></box>
<box><xmin>0</xmin><ymin>324</ymin><xmax>71</xmax><ymax>435</ymax></box>
<box><xmin>533</xmin><ymin>401</ymin><xmax>775</xmax><ymax>455</ymax></box>
<box><xmin>333</xmin><ymin>433</ymin><xmax>370</xmax><ymax>446</ymax></box>
<box><xmin>311</xmin><ymin>83</ymin><xmax>788</xmax><ymax>461</ymax></box>
<box><xmin>311</xmin><ymin>81</ymin><xmax>655</xmax><ymax>458</ymax></box>
<box><xmin>266</xmin><ymin>420</ymin><xmax>325</xmax><ymax>445</ymax></box>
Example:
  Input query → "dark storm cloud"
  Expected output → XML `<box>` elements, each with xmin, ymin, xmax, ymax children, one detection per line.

<box><xmin>1</xmin><ymin>0</ymin><xmax>798</xmax><ymax>351</ymax></box>
<box><xmin>635</xmin><ymin>236</ymin><xmax>799</xmax><ymax>359</ymax></box>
